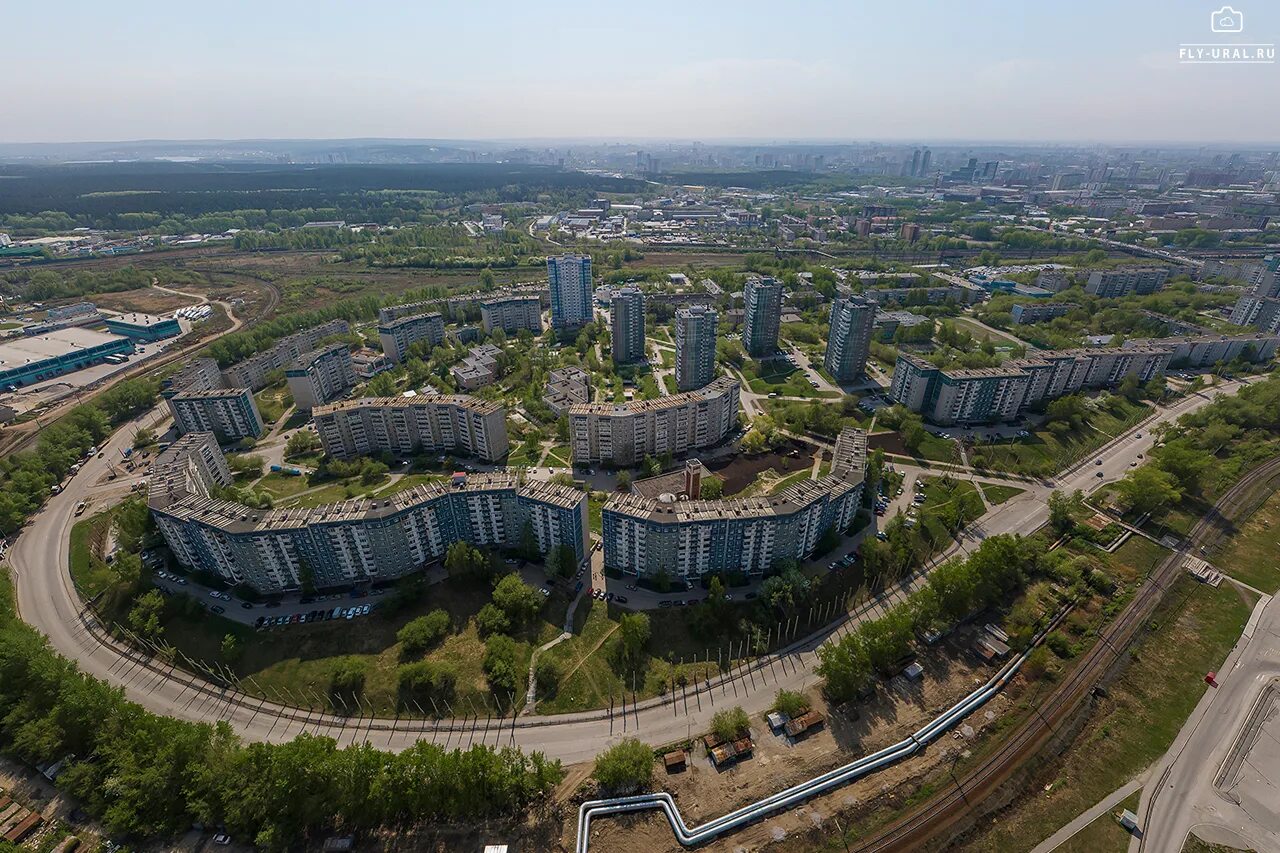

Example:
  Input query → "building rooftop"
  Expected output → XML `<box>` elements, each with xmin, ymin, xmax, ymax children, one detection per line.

<box><xmin>108</xmin><ymin>312</ymin><xmax>173</xmax><ymax>327</ymax></box>
<box><xmin>569</xmin><ymin>376</ymin><xmax>738</xmax><ymax>417</ymax></box>
<box><xmin>378</xmin><ymin>311</ymin><xmax>442</xmax><ymax>331</ymax></box>
<box><xmin>313</xmin><ymin>394</ymin><xmax>503</xmax><ymax>417</ymax></box>
<box><xmin>171</xmin><ymin>387</ymin><xmax>252</xmax><ymax>401</ymax></box>
<box><xmin>288</xmin><ymin>342</ymin><xmax>350</xmax><ymax>372</ymax></box>
<box><xmin>0</xmin><ymin>327</ymin><xmax>128</xmax><ymax>368</ymax></box>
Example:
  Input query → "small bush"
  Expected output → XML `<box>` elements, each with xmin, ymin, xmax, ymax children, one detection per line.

<box><xmin>397</xmin><ymin>609</ymin><xmax>451</xmax><ymax>656</ymax></box>
<box><xmin>593</xmin><ymin>738</ymin><xmax>654</xmax><ymax>794</ymax></box>
<box><xmin>711</xmin><ymin>706</ymin><xmax>750</xmax><ymax>742</ymax></box>
<box><xmin>772</xmin><ymin>689</ymin><xmax>810</xmax><ymax>719</ymax></box>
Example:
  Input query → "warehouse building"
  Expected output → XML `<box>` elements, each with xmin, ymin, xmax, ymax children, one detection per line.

<box><xmin>104</xmin><ymin>312</ymin><xmax>182</xmax><ymax>342</ymax></box>
<box><xmin>313</xmin><ymin>395</ymin><xmax>509</xmax><ymax>462</ymax></box>
<box><xmin>149</xmin><ymin>436</ymin><xmax>587</xmax><ymax>594</ymax></box>
<box><xmin>0</xmin><ymin>328</ymin><xmax>133</xmax><ymax>388</ymax></box>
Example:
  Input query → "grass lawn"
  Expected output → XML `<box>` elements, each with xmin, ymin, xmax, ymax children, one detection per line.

<box><xmin>960</xmin><ymin>575</ymin><xmax>1252</xmax><ymax>852</ymax></box>
<box><xmin>545</xmin><ymin>445</ymin><xmax>571</xmax><ymax>467</ymax></box>
<box><xmin>662</xmin><ymin>373</ymin><xmax>677</xmax><ymax>394</ymax></box>
<box><xmin>768</xmin><ymin>466</ymin><xmax>816</xmax><ymax>494</ymax></box>
<box><xmin>1056</xmin><ymin>790</ymin><xmax>1140</xmax><ymax>853</ymax></box>
<box><xmin>1180</xmin><ymin>834</ymin><xmax>1253</xmax><ymax>853</ymax></box>
<box><xmin>156</xmin><ymin>573</ymin><xmax>571</xmax><ymax>717</ymax></box>
<box><xmin>253</xmin><ymin>385</ymin><xmax>293</xmax><ymax>425</ymax></box>
<box><xmin>507</xmin><ymin>440</ymin><xmax>542</xmax><ymax>467</ymax></box>
<box><xmin>1209</xmin><ymin>487</ymin><xmax>1280</xmax><ymax>593</ymax></box>
<box><xmin>277</xmin><ymin>475</ymin><xmax>390</xmax><ymax>508</ymax></box>
<box><xmin>981</xmin><ymin>483</ymin><xmax>1025</xmax><ymax>505</ymax></box>
<box><xmin>588</xmin><ymin>494</ymin><xmax>605</xmax><ymax>534</ymax></box>
<box><xmin>658</xmin><ymin>348</ymin><xmax>674</xmax><ymax>368</ymax></box>
<box><xmin>968</xmin><ymin>399</ymin><xmax>1150</xmax><ymax>477</ymax></box>
<box><xmin>255</xmin><ymin>471</ymin><xmax>312</xmax><ymax>500</ymax></box>
<box><xmin>0</xmin><ymin>321</ymin><xmax>23</xmax><ymax>330</ymax></box>
<box><xmin>69</xmin><ymin>511</ymin><xmax>117</xmax><ymax>599</ymax></box>
<box><xmin>367</xmin><ymin>472</ymin><xmax>448</xmax><ymax>498</ymax></box>
<box><xmin>745</xmin><ymin>359</ymin><xmax>840</xmax><ymax>399</ymax></box>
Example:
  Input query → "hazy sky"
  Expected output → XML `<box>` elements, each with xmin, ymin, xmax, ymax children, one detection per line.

<box><xmin>3</xmin><ymin>0</ymin><xmax>1277</xmax><ymax>144</ymax></box>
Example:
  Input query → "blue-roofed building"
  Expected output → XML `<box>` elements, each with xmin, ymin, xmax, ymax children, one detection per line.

<box><xmin>0</xmin><ymin>328</ymin><xmax>133</xmax><ymax>389</ymax></box>
<box><xmin>104</xmin><ymin>312</ymin><xmax>181</xmax><ymax>342</ymax></box>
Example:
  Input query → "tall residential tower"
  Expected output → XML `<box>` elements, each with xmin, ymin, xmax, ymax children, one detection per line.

<box><xmin>824</xmin><ymin>295</ymin><xmax>876</xmax><ymax>382</ymax></box>
<box><xmin>548</xmin><ymin>254</ymin><xmax>593</xmax><ymax>330</ymax></box>
<box><xmin>675</xmin><ymin>305</ymin><xmax>718</xmax><ymax>391</ymax></box>
<box><xmin>742</xmin><ymin>276</ymin><xmax>782</xmax><ymax>357</ymax></box>
<box><xmin>610</xmin><ymin>287</ymin><xmax>646</xmax><ymax>363</ymax></box>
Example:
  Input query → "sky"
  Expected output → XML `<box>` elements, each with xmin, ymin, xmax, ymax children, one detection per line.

<box><xmin>3</xmin><ymin>0</ymin><xmax>1277</xmax><ymax>144</ymax></box>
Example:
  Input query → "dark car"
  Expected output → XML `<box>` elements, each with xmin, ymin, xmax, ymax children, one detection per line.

<box><xmin>240</xmin><ymin>601</ymin><xmax>253</xmax><ymax>609</ymax></box>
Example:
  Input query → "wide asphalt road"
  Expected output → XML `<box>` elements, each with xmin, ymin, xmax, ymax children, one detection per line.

<box><xmin>6</xmin><ymin>379</ymin><xmax>1258</xmax><ymax>763</ymax></box>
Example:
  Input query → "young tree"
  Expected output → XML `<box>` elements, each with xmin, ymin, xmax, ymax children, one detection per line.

<box><xmin>710</xmin><ymin>706</ymin><xmax>750</xmax><ymax>742</ymax></box>
<box><xmin>396</xmin><ymin>610</ymin><xmax>451</xmax><ymax>656</ymax></box>
<box><xmin>492</xmin><ymin>574</ymin><xmax>543</xmax><ymax>626</ymax></box>
<box><xmin>284</xmin><ymin>430</ymin><xmax>321</xmax><ymax>459</ymax></box>
<box><xmin>593</xmin><ymin>738</ymin><xmax>653</xmax><ymax>794</ymax></box>
<box><xmin>128</xmin><ymin>590</ymin><xmax>166</xmax><ymax>642</ymax></box>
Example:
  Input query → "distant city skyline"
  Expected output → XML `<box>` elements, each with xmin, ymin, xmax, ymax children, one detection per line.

<box><xmin>2</xmin><ymin>0</ymin><xmax>1277</xmax><ymax>145</ymax></box>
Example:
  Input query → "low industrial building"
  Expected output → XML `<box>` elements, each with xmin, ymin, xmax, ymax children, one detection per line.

<box><xmin>451</xmin><ymin>344</ymin><xmax>503</xmax><ymax>390</ymax></box>
<box><xmin>104</xmin><ymin>312</ymin><xmax>182</xmax><ymax>342</ymax></box>
<box><xmin>149</xmin><ymin>435</ymin><xmax>587</xmax><ymax>594</ymax></box>
<box><xmin>543</xmin><ymin>366</ymin><xmax>590</xmax><ymax>416</ymax></box>
<box><xmin>0</xmin><ymin>328</ymin><xmax>133</xmax><ymax>388</ymax></box>
<box><xmin>602</xmin><ymin>428</ymin><xmax>866</xmax><ymax>580</ymax></box>
<box><xmin>313</xmin><ymin>395</ymin><xmax>509</xmax><ymax>462</ymax></box>
<box><xmin>569</xmin><ymin>376</ymin><xmax>740</xmax><ymax>467</ymax></box>
<box><xmin>168</xmin><ymin>387</ymin><xmax>265</xmax><ymax>442</ymax></box>
<box><xmin>286</xmin><ymin>343</ymin><xmax>357</xmax><ymax>411</ymax></box>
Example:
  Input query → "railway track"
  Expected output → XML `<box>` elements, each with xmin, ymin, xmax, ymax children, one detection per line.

<box><xmin>853</xmin><ymin>456</ymin><xmax>1280</xmax><ymax>852</ymax></box>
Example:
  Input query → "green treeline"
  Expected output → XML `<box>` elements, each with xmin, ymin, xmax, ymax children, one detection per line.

<box><xmin>0</xmin><ymin>570</ymin><xmax>562</xmax><ymax>848</ymax></box>
<box><xmin>0</xmin><ymin>378</ymin><xmax>159</xmax><ymax>534</ymax></box>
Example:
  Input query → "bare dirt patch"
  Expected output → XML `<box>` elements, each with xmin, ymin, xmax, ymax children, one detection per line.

<box><xmin>556</xmin><ymin>647</ymin><xmax>1014</xmax><ymax>852</ymax></box>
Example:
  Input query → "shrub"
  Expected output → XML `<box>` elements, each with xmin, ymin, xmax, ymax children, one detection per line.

<box><xmin>329</xmin><ymin>657</ymin><xmax>367</xmax><ymax>702</ymax></box>
<box><xmin>772</xmin><ymin>689</ymin><xmax>810</xmax><ymax>719</ymax></box>
<box><xmin>711</xmin><ymin>706</ymin><xmax>750</xmax><ymax>743</ymax></box>
<box><xmin>535</xmin><ymin>656</ymin><xmax>561</xmax><ymax>696</ymax></box>
<box><xmin>593</xmin><ymin>738</ymin><xmax>653</xmax><ymax>794</ymax></box>
<box><xmin>397</xmin><ymin>609</ymin><xmax>451</xmax><ymax>656</ymax></box>
<box><xmin>475</xmin><ymin>603</ymin><xmax>511</xmax><ymax>637</ymax></box>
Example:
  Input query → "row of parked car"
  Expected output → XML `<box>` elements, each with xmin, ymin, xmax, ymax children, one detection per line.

<box><xmin>255</xmin><ymin>604</ymin><xmax>373</xmax><ymax>629</ymax></box>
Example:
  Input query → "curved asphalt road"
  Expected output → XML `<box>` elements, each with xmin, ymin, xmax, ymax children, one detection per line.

<box><xmin>6</xmin><ymin>379</ymin><xmax>1258</xmax><ymax>763</ymax></box>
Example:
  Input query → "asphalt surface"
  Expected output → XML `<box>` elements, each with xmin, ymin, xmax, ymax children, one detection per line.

<box><xmin>5</xmin><ymin>379</ymin><xmax>1258</xmax><ymax>764</ymax></box>
<box><xmin>1136</xmin><ymin>587</ymin><xmax>1280</xmax><ymax>853</ymax></box>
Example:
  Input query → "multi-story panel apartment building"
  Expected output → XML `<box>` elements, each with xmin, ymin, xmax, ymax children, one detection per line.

<box><xmin>610</xmin><ymin>287</ymin><xmax>646</xmax><ymax>364</ymax></box>
<box><xmin>569</xmin><ymin>376</ymin><xmax>740</xmax><ymax>467</ymax></box>
<box><xmin>378</xmin><ymin>312</ymin><xmax>444</xmax><ymax>363</ymax></box>
<box><xmin>1084</xmin><ymin>267</ymin><xmax>1170</xmax><ymax>298</ymax></box>
<box><xmin>862</xmin><ymin>285</ymin><xmax>986</xmax><ymax>306</ymax></box>
<box><xmin>480</xmin><ymin>293</ymin><xmax>543</xmax><ymax>335</ymax></box>
<box><xmin>1035</xmin><ymin>269</ymin><xmax>1072</xmax><ymax>292</ymax></box>
<box><xmin>742</xmin><ymin>276</ymin><xmax>782</xmax><ymax>357</ymax></box>
<box><xmin>1229</xmin><ymin>295</ymin><xmax>1280</xmax><ymax>333</ymax></box>
<box><xmin>313</xmin><ymin>395</ymin><xmax>509</xmax><ymax>462</ymax></box>
<box><xmin>149</xmin><ymin>438</ymin><xmax>588</xmax><ymax>594</ymax></box>
<box><xmin>169</xmin><ymin>387</ymin><xmax>266</xmax><ymax>441</ymax></box>
<box><xmin>889</xmin><ymin>345</ymin><xmax>1175</xmax><ymax>425</ymax></box>
<box><xmin>602</xmin><ymin>428</ymin><xmax>866</xmax><ymax>580</ymax></box>
<box><xmin>221</xmin><ymin>319</ymin><xmax>350</xmax><ymax>390</ymax></box>
<box><xmin>1010</xmin><ymin>302</ymin><xmax>1072</xmax><ymax>324</ymax></box>
<box><xmin>823</xmin><ymin>295</ymin><xmax>876</xmax><ymax>382</ymax></box>
<box><xmin>1124</xmin><ymin>334</ymin><xmax>1280</xmax><ymax>368</ymax></box>
<box><xmin>163</xmin><ymin>357</ymin><xmax>225</xmax><ymax>396</ymax></box>
<box><xmin>675</xmin><ymin>305</ymin><xmax>718</xmax><ymax>391</ymax></box>
<box><xmin>548</xmin><ymin>254</ymin><xmax>593</xmax><ymax>330</ymax></box>
<box><xmin>285</xmin><ymin>343</ymin><xmax>357</xmax><ymax>411</ymax></box>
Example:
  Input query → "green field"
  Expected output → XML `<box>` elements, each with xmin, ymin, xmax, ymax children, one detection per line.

<box><xmin>745</xmin><ymin>359</ymin><xmax>840</xmax><ymax>399</ymax></box>
<box><xmin>545</xmin><ymin>445</ymin><xmax>571</xmax><ymax>467</ymax></box>
<box><xmin>255</xmin><ymin>471</ymin><xmax>312</xmax><ymax>500</ymax></box>
<box><xmin>1210</xmin><ymin>487</ymin><xmax>1280</xmax><ymax>593</ymax></box>
<box><xmin>968</xmin><ymin>399</ymin><xmax>1150</xmax><ymax>477</ymax></box>
<box><xmin>961</xmin><ymin>572</ymin><xmax>1250</xmax><ymax>852</ymax></box>
<box><xmin>1056</xmin><ymin>790</ymin><xmax>1140</xmax><ymax>853</ymax></box>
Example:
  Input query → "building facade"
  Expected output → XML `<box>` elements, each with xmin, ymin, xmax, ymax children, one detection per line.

<box><xmin>889</xmin><ymin>346</ymin><xmax>1175</xmax><ymax>425</ymax></box>
<box><xmin>378</xmin><ymin>312</ymin><xmax>445</xmax><ymax>364</ymax></box>
<box><xmin>221</xmin><ymin>319</ymin><xmax>350</xmax><ymax>390</ymax></box>
<box><xmin>823</xmin><ymin>295</ymin><xmax>876</xmax><ymax>382</ymax></box>
<box><xmin>149</xmin><ymin>437</ymin><xmax>588</xmax><ymax>594</ymax></box>
<box><xmin>1010</xmin><ymin>302</ymin><xmax>1073</xmax><ymax>324</ymax></box>
<box><xmin>480</xmin><ymin>294</ymin><xmax>543</xmax><ymax>335</ymax></box>
<box><xmin>1229</xmin><ymin>295</ymin><xmax>1280</xmax><ymax>333</ymax></box>
<box><xmin>1123</xmin><ymin>334</ymin><xmax>1280</xmax><ymax>368</ymax></box>
<box><xmin>569</xmin><ymin>376</ymin><xmax>740</xmax><ymax>467</ymax></box>
<box><xmin>450</xmin><ymin>343</ymin><xmax>503</xmax><ymax>390</ymax></box>
<box><xmin>168</xmin><ymin>388</ymin><xmax>265</xmax><ymax>442</ymax></box>
<box><xmin>610</xmin><ymin>287</ymin><xmax>646</xmax><ymax>364</ymax></box>
<box><xmin>602</xmin><ymin>428</ymin><xmax>866</xmax><ymax>580</ymax></box>
<box><xmin>104</xmin><ymin>312</ymin><xmax>182</xmax><ymax>341</ymax></box>
<box><xmin>1084</xmin><ymin>267</ymin><xmax>1170</xmax><ymax>298</ymax></box>
<box><xmin>675</xmin><ymin>305</ymin><xmax>719</xmax><ymax>391</ymax></box>
<box><xmin>314</xmin><ymin>395</ymin><xmax>509</xmax><ymax>462</ymax></box>
<box><xmin>285</xmin><ymin>343</ymin><xmax>357</xmax><ymax>411</ymax></box>
<box><xmin>742</xmin><ymin>276</ymin><xmax>782</xmax><ymax>357</ymax></box>
<box><xmin>548</xmin><ymin>254</ymin><xmax>593</xmax><ymax>330</ymax></box>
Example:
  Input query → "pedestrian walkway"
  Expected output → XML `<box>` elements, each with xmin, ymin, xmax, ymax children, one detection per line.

<box><xmin>1030</xmin><ymin>776</ymin><xmax>1145</xmax><ymax>853</ymax></box>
